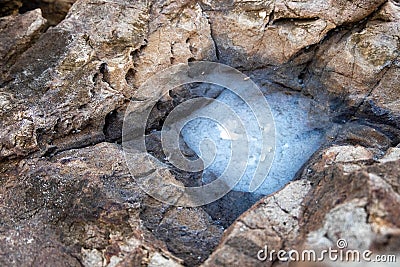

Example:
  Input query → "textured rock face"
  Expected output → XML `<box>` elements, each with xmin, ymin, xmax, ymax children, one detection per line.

<box><xmin>0</xmin><ymin>143</ymin><xmax>184</xmax><ymax>266</ymax></box>
<box><xmin>202</xmin><ymin>179</ymin><xmax>313</xmax><ymax>267</ymax></box>
<box><xmin>129</xmin><ymin>1</ymin><xmax>216</xmax><ymax>89</ymax></box>
<box><xmin>0</xmin><ymin>0</ymin><xmax>216</xmax><ymax>161</ymax></box>
<box><xmin>305</xmin><ymin>0</ymin><xmax>400</xmax><ymax>124</ymax></box>
<box><xmin>300</xmin><ymin>147</ymin><xmax>400</xmax><ymax>250</ymax></box>
<box><xmin>0</xmin><ymin>9</ymin><xmax>48</xmax><ymax>81</ymax></box>
<box><xmin>0</xmin><ymin>0</ymin><xmax>399</xmax><ymax>266</ymax></box>
<box><xmin>0</xmin><ymin>142</ymin><xmax>223</xmax><ymax>266</ymax></box>
<box><xmin>200</xmin><ymin>0</ymin><xmax>385</xmax><ymax>66</ymax></box>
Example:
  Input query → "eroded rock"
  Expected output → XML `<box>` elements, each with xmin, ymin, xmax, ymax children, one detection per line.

<box><xmin>202</xmin><ymin>179</ymin><xmax>312</xmax><ymax>267</ymax></box>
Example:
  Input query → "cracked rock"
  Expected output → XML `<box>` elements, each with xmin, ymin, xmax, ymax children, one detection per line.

<box><xmin>0</xmin><ymin>0</ymin><xmax>399</xmax><ymax>266</ymax></box>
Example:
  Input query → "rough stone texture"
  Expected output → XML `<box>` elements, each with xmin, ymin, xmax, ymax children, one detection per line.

<box><xmin>0</xmin><ymin>142</ymin><xmax>184</xmax><ymax>266</ymax></box>
<box><xmin>200</xmin><ymin>0</ymin><xmax>386</xmax><ymax>67</ymax></box>
<box><xmin>0</xmin><ymin>0</ymin><xmax>76</xmax><ymax>24</ymax></box>
<box><xmin>0</xmin><ymin>0</ymin><xmax>150</xmax><ymax>160</ymax></box>
<box><xmin>300</xmin><ymin>154</ymin><xmax>400</xmax><ymax>252</ymax></box>
<box><xmin>0</xmin><ymin>142</ymin><xmax>225</xmax><ymax>266</ymax></box>
<box><xmin>0</xmin><ymin>0</ymin><xmax>217</xmax><ymax>161</ymax></box>
<box><xmin>202</xmin><ymin>179</ymin><xmax>313</xmax><ymax>267</ymax></box>
<box><xmin>0</xmin><ymin>0</ymin><xmax>400</xmax><ymax>266</ymax></box>
<box><xmin>305</xmin><ymin>0</ymin><xmax>400</xmax><ymax>125</ymax></box>
<box><xmin>0</xmin><ymin>9</ymin><xmax>48</xmax><ymax>82</ymax></box>
<box><xmin>128</xmin><ymin>0</ymin><xmax>216</xmax><ymax>90</ymax></box>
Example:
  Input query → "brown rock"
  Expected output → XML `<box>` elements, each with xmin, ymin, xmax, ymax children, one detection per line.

<box><xmin>0</xmin><ymin>142</ymin><xmax>185</xmax><ymax>266</ymax></box>
<box><xmin>0</xmin><ymin>0</ymin><xmax>150</xmax><ymax>160</ymax></box>
<box><xmin>1</xmin><ymin>0</ymin><xmax>400</xmax><ymax>266</ymax></box>
<box><xmin>298</xmin><ymin>149</ymin><xmax>400</xmax><ymax>262</ymax></box>
<box><xmin>0</xmin><ymin>9</ymin><xmax>47</xmax><ymax>82</ymax></box>
<box><xmin>128</xmin><ymin>0</ymin><xmax>216</xmax><ymax>89</ymax></box>
<box><xmin>202</xmin><ymin>180</ymin><xmax>312</xmax><ymax>267</ymax></box>
<box><xmin>0</xmin><ymin>0</ymin><xmax>218</xmax><ymax>161</ymax></box>
<box><xmin>201</xmin><ymin>0</ymin><xmax>386</xmax><ymax>67</ymax></box>
<box><xmin>304</xmin><ymin>0</ymin><xmax>400</xmax><ymax>123</ymax></box>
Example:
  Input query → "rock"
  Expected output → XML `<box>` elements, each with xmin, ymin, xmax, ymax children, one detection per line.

<box><xmin>127</xmin><ymin>0</ymin><xmax>216</xmax><ymax>89</ymax></box>
<box><xmin>0</xmin><ymin>141</ymin><xmax>228</xmax><ymax>266</ymax></box>
<box><xmin>200</xmin><ymin>0</ymin><xmax>385</xmax><ymax>67</ymax></box>
<box><xmin>0</xmin><ymin>0</ymin><xmax>151</xmax><ymax>160</ymax></box>
<box><xmin>380</xmin><ymin>145</ymin><xmax>400</xmax><ymax>163</ymax></box>
<box><xmin>202</xmin><ymin>180</ymin><xmax>312</xmax><ymax>267</ymax></box>
<box><xmin>357</xmin><ymin>64</ymin><xmax>400</xmax><ymax>129</ymax></box>
<box><xmin>156</xmin><ymin>207</ymin><xmax>224</xmax><ymax>266</ymax></box>
<box><xmin>0</xmin><ymin>142</ymin><xmax>185</xmax><ymax>266</ymax></box>
<box><xmin>0</xmin><ymin>0</ymin><xmax>218</xmax><ymax>161</ymax></box>
<box><xmin>0</xmin><ymin>9</ymin><xmax>47</xmax><ymax>82</ymax></box>
<box><xmin>1</xmin><ymin>0</ymin><xmax>400</xmax><ymax>266</ymax></box>
<box><xmin>304</xmin><ymin>0</ymin><xmax>400</xmax><ymax>123</ymax></box>
<box><xmin>298</xmin><ymin>148</ymin><xmax>400</xmax><ymax>261</ymax></box>
<box><xmin>1</xmin><ymin>0</ymin><xmax>76</xmax><ymax>24</ymax></box>
<box><xmin>19</xmin><ymin>0</ymin><xmax>77</xmax><ymax>25</ymax></box>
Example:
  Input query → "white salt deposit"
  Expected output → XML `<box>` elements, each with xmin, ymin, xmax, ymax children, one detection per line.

<box><xmin>181</xmin><ymin>89</ymin><xmax>325</xmax><ymax>195</ymax></box>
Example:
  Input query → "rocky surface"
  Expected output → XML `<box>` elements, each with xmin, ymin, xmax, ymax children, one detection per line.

<box><xmin>0</xmin><ymin>9</ymin><xmax>48</xmax><ymax>82</ymax></box>
<box><xmin>0</xmin><ymin>142</ymin><xmax>184</xmax><ymax>266</ymax></box>
<box><xmin>0</xmin><ymin>0</ymin><xmax>399</xmax><ymax>266</ymax></box>
<box><xmin>201</xmin><ymin>0</ymin><xmax>386</xmax><ymax>66</ymax></box>
<box><xmin>0</xmin><ymin>142</ymin><xmax>224</xmax><ymax>266</ymax></box>
<box><xmin>305</xmin><ymin>0</ymin><xmax>400</xmax><ymax>125</ymax></box>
